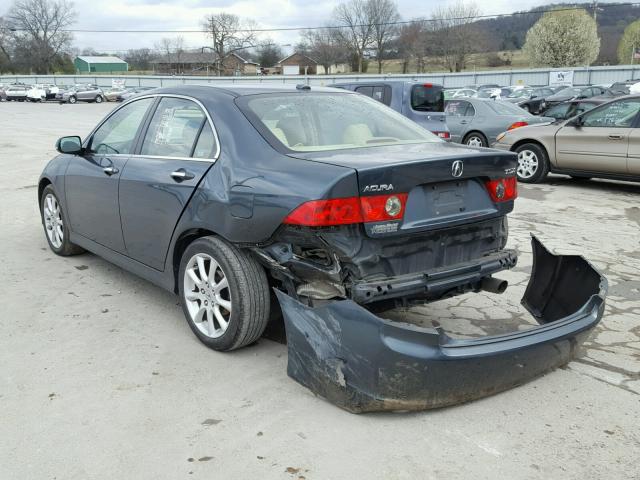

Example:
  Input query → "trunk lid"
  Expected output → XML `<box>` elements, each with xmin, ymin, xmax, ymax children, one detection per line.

<box><xmin>288</xmin><ymin>142</ymin><xmax>517</xmax><ymax>237</ymax></box>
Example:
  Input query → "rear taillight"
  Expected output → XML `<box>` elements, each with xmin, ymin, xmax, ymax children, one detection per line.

<box><xmin>360</xmin><ymin>193</ymin><xmax>408</xmax><ymax>222</ymax></box>
<box><xmin>507</xmin><ymin>121</ymin><xmax>528</xmax><ymax>130</ymax></box>
<box><xmin>485</xmin><ymin>177</ymin><xmax>517</xmax><ymax>203</ymax></box>
<box><xmin>283</xmin><ymin>194</ymin><xmax>408</xmax><ymax>227</ymax></box>
<box><xmin>434</xmin><ymin>131</ymin><xmax>450</xmax><ymax>139</ymax></box>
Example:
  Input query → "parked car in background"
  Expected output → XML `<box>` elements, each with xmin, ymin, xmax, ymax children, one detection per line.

<box><xmin>493</xmin><ymin>96</ymin><xmax>640</xmax><ymax>183</ymax></box>
<box><xmin>38</xmin><ymin>84</ymin><xmax>606</xmax><ymax>412</ymax></box>
<box><xmin>61</xmin><ymin>84</ymin><xmax>105</xmax><ymax>104</ymax></box>
<box><xmin>26</xmin><ymin>84</ymin><xmax>50</xmax><ymax>102</ymax></box>
<box><xmin>541</xmin><ymin>98</ymin><xmax>607</xmax><ymax>120</ymax></box>
<box><xmin>5</xmin><ymin>84</ymin><xmax>28</xmax><ymax>101</ymax></box>
<box><xmin>445</xmin><ymin>98</ymin><xmax>554</xmax><ymax>147</ymax></box>
<box><xmin>103</xmin><ymin>87</ymin><xmax>128</xmax><ymax>102</ymax></box>
<box><xmin>544</xmin><ymin>85</ymin><xmax>607</xmax><ymax>107</ymax></box>
<box><xmin>117</xmin><ymin>86</ymin><xmax>157</xmax><ymax>102</ymax></box>
<box><xmin>505</xmin><ymin>86</ymin><xmax>556</xmax><ymax>114</ymax></box>
<box><xmin>331</xmin><ymin>81</ymin><xmax>450</xmax><ymax>139</ymax></box>
<box><xmin>549</xmin><ymin>85</ymin><xmax>571</xmax><ymax>93</ymax></box>
<box><xmin>444</xmin><ymin>88</ymin><xmax>476</xmax><ymax>99</ymax></box>
<box><xmin>0</xmin><ymin>84</ymin><xmax>7</xmax><ymax>101</ymax></box>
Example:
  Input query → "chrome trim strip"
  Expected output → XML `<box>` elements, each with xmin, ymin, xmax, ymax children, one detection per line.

<box><xmin>83</xmin><ymin>93</ymin><xmax>221</xmax><ymax>162</ymax></box>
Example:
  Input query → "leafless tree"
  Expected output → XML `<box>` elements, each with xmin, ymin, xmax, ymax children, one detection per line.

<box><xmin>369</xmin><ymin>0</ymin><xmax>400</xmax><ymax>73</ymax></box>
<box><xmin>124</xmin><ymin>48</ymin><xmax>155</xmax><ymax>71</ymax></box>
<box><xmin>302</xmin><ymin>28</ymin><xmax>347</xmax><ymax>74</ymax></box>
<box><xmin>0</xmin><ymin>17</ymin><xmax>14</xmax><ymax>70</ymax></box>
<box><xmin>154</xmin><ymin>36</ymin><xmax>186</xmax><ymax>73</ymax></box>
<box><xmin>7</xmin><ymin>0</ymin><xmax>76</xmax><ymax>74</ymax></box>
<box><xmin>333</xmin><ymin>0</ymin><xmax>375</xmax><ymax>73</ymax></box>
<box><xmin>397</xmin><ymin>21</ymin><xmax>427</xmax><ymax>73</ymax></box>
<box><xmin>202</xmin><ymin>13</ymin><xmax>257</xmax><ymax>76</ymax></box>
<box><xmin>430</xmin><ymin>1</ymin><xmax>483</xmax><ymax>72</ymax></box>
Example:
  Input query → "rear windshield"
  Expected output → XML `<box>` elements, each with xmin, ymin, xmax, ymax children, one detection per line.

<box><xmin>240</xmin><ymin>93</ymin><xmax>440</xmax><ymax>152</ymax></box>
<box><xmin>485</xmin><ymin>100</ymin><xmax>530</xmax><ymax>116</ymax></box>
<box><xmin>410</xmin><ymin>85</ymin><xmax>444</xmax><ymax>112</ymax></box>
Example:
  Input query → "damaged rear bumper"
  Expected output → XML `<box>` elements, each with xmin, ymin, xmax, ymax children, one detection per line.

<box><xmin>275</xmin><ymin>237</ymin><xmax>607</xmax><ymax>413</ymax></box>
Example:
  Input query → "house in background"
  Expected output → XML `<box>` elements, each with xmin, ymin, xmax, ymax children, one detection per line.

<box><xmin>151</xmin><ymin>51</ymin><xmax>259</xmax><ymax>76</ymax></box>
<box><xmin>74</xmin><ymin>56</ymin><xmax>128</xmax><ymax>74</ymax></box>
<box><xmin>274</xmin><ymin>53</ymin><xmax>318</xmax><ymax>75</ymax></box>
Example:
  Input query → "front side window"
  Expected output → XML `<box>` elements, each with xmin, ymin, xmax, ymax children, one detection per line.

<box><xmin>580</xmin><ymin>99</ymin><xmax>640</xmax><ymax>128</ymax></box>
<box><xmin>141</xmin><ymin>98</ymin><xmax>207</xmax><ymax>157</ymax></box>
<box><xmin>242</xmin><ymin>92</ymin><xmax>439</xmax><ymax>152</ymax></box>
<box><xmin>90</xmin><ymin>97</ymin><xmax>154</xmax><ymax>154</ymax></box>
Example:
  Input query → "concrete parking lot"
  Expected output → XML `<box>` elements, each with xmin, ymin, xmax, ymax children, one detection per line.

<box><xmin>1</xmin><ymin>101</ymin><xmax>638</xmax><ymax>479</ymax></box>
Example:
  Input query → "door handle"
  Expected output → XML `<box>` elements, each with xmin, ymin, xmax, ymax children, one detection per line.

<box><xmin>460</xmin><ymin>120</ymin><xmax>468</xmax><ymax>124</ymax></box>
<box><xmin>170</xmin><ymin>169</ymin><xmax>195</xmax><ymax>181</ymax></box>
<box><xmin>608</xmin><ymin>134</ymin><xmax>623</xmax><ymax>140</ymax></box>
<box><xmin>103</xmin><ymin>166</ymin><xmax>119</xmax><ymax>175</ymax></box>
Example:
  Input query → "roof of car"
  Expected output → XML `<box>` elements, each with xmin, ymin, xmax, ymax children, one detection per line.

<box><xmin>141</xmin><ymin>84</ymin><xmax>357</xmax><ymax>97</ymax></box>
<box><xmin>331</xmin><ymin>80</ymin><xmax>442</xmax><ymax>87</ymax></box>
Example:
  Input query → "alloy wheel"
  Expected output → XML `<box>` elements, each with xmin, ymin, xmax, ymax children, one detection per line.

<box><xmin>517</xmin><ymin>149</ymin><xmax>539</xmax><ymax>179</ymax></box>
<box><xmin>43</xmin><ymin>193</ymin><xmax>64</xmax><ymax>249</ymax></box>
<box><xmin>466</xmin><ymin>136</ymin><xmax>484</xmax><ymax>147</ymax></box>
<box><xmin>183</xmin><ymin>253</ymin><xmax>232</xmax><ymax>339</ymax></box>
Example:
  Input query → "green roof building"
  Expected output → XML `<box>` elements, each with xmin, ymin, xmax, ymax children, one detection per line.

<box><xmin>74</xmin><ymin>56</ymin><xmax>128</xmax><ymax>73</ymax></box>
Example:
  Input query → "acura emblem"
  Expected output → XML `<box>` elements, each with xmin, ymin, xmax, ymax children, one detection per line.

<box><xmin>451</xmin><ymin>160</ymin><xmax>464</xmax><ymax>178</ymax></box>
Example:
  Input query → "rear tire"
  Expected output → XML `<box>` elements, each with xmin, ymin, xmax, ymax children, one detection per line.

<box><xmin>178</xmin><ymin>236</ymin><xmax>270</xmax><ymax>351</ymax></box>
<box><xmin>514</xmin><ymin>143</ymin><xmax>549</xmax><ymax>183</ymax></box>
<box><xmin>40</xmin><ymin>185</ymin><xmax>85</xmax><ymax>256</ymax></box>
<box><xmin>463</xmin><ymin>132</ymin><xmax>488</xmax><ymax>148</ymax></box>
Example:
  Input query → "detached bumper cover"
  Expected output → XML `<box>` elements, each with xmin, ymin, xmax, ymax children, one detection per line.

<box><xmin>275</xmin><ymin>237</ymin><xmax>607</xmax><ymax>413</ymax></box>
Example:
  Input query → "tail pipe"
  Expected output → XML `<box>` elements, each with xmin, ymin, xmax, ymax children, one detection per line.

<box><xmin>480</xmin><ymin>276</ymin><xmax>508</xmax><ymax>294</ymax></box>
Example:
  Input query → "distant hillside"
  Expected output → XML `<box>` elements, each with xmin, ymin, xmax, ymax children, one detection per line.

<box><xmin>475</xmin><ymin>3</ymin><xmax>640</xmax><ymax>65</ymax></box>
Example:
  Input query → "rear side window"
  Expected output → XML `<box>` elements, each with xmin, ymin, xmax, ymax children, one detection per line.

<box><xmin>445</xmin><ymin>100</ymin><xmax>474</xmax><ymax>116</ymax></box>
<box><xmin>192</xmin><ymin>122</ymin><xmax>217</xmax><ymax>159</ymax></box>
<box><xmin>355</xmin><ymin>85</ymin><xmax>391</xmax><ymax>106</ymax></box>
<box><xmin>141</xmin><ymin>98</ymin><xmax>207</xmax><ymax>157</ymax></box>
<box><xmin>411</xmin><ymin>84</ymin><xmax>444</xmax><ymax>112</ymax></box>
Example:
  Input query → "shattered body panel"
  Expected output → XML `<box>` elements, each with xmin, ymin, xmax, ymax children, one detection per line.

<box><xmin>275</xmin><ymin>237</ymin><xmax>607</xmax><ymax>413</ymax></box>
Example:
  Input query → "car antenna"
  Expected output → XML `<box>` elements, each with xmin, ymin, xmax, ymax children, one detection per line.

<box><xmin>296</xmin><ymin>84</ymin><xmax>311</xmax><ymax>91</ymax></box>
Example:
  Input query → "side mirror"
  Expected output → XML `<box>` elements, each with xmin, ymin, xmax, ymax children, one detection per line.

<box><xmin>531</xmin><ymin>94</ymin><xmax>538</xmax><ymax>99</ymax></box>
<box><xmin>569</xmin><ymin>116</ymin><xmax>583</xmax><ymax>127</ymax></box>
<box><xmin>56</xmin><ymin>136</ymin><xmax>83</xmax><ymax>154</ymax></box>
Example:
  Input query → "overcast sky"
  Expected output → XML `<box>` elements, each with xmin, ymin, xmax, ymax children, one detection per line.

<box><xmin>0</xmin><ymin>0</ymin><xmax>604</xmax><ymax>53</ymax></box>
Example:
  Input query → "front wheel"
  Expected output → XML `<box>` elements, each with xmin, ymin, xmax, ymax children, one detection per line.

<box><xmin>463</xmin><ymin>132</ymin><xmax>488</xmax><ymax>148</ymax></box>
<box><xmin>95</xmin><ymin>95</ymin><xmax>103</xmax><ymax>103</ymax></box>
<box><xmin>514</xmin><ymin>143</ymin><xmax>549</xmax><ymax>183</ymax></box>
<box><xmin>68</xmin><ymin>96</ymin><xmax>77</xmax><ymax>104</ymax></box>
<box><xmin>41</xmin><ymin>185</ymin><xmax>85</xmax><ymax>256</ymax></box>
<box><xmin>178</xmin><ymin>236</ymin><xmax>270</xmax><ymax>351</ymax></box>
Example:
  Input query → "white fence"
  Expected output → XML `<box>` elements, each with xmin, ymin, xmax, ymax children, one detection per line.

<box><xmin>2</xmin><ymin>64</ymin><xmax>640</xmax><ymax>89</ymax></box>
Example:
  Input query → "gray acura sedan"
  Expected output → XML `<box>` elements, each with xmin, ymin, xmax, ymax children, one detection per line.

<box><xmin>39</xmin><ymin>85</ymin><xmax>606</xmax><ymax>412</ymax></box>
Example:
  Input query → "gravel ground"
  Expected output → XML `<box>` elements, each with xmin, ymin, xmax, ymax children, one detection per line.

<box><xmin>1</xmin><ymin>101</ymin><xmax>638</xmax><ymax>480</ymax></box>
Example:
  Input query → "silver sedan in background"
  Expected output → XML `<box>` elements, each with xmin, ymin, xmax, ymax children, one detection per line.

<box><xmin>445</xmin><ymin>98</ymin><xmax>555</xmax><ymax>147</ymax></box>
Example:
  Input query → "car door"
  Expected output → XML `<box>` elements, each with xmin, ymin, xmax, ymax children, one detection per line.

<box><xmin>118</xmin><ymin>96</ymin><xmax>218</xmax><ymax>270</ymax></box>
<box><xmin>444</xmin><ymin>100</ymin><xmax>474</xmax><ymax>143</ymax></box>
<box><xmin>627</xmin><ymin>123</ymin><xmax>640</xmax><ymax>175</ymax></box>
<box><xmin>555</xmin><ymin>98</ymin><xmax>640</xmax><ymax>174</ymax></box>
<box><xmin>64</xmin><ymin>97</ymin><xmax>155</xmax><ymax>251</ymax></box>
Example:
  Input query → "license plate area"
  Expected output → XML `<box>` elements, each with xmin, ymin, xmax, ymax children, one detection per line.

<box><xmin>401</xmin><ymin>179</ymin><xmax>497</xmax><ymax>231</ymax></box>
